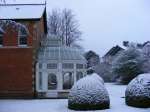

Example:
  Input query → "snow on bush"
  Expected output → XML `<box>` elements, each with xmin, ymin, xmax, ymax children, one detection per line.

<box><xmin>92</xmin><ymin>73</ymin><xmax>104</xmax><ymax>85</ymax></box>
<box><xmin>125</xmin><ymin>73</ymin><xmax>150</xmax><ymax>108</ymax></box>
<box><xmin>68</xmin><ymin>74</ymin><xmax>110</xmax><ymax>110</ymax></box>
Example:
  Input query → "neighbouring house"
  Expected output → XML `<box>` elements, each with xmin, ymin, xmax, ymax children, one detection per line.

<box><xmin>36</xmin><ymin>35</ymin><xmax>87</xmax><ymax>98</ymax></box>
<box><xmin>0</xmin><ymin>3</ymin><xmax>47</xmax><ymax>98</ymax></box>
<box><xmin>103</xmin><ymin>45</ymin><xmax>124</xmax><ymax>64</ymax></box>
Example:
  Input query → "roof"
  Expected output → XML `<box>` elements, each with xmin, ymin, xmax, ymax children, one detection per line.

<box><xmin>143</xmin><ymin>41</ymin><xmax>150</xmax><ymax>47</ymax></box>
<box><xmin>0</xmin><ymin>4</ymin><xmax>46</xmax><ymax>20</ymax></box>
<box><xmin>38</xmin><ymin>36</ymin><xmax>86</xmax><ymax>62</ymax></box>
<box><xmin>38</xmin><ymin>47</ymin><xmax>86</xmax><ymax>61</ymax></box>
<box><xmin>104</xmin><ymin>45</ymin><xmax>124</xmax><ymax>57</ymax></box>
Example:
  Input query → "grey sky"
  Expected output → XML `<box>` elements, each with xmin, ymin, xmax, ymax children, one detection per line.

<box><xmin>4</xmin><ymin>0</ymin><xmax>150</xmax><ymax>56</ymax></box>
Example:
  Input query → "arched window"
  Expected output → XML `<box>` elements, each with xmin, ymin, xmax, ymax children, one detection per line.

<box><xmin>76</xmin><ymin>72</ymin><xmax>84</xmax><ymax>81</ymax></box>
<box><xmin>48</xmin><ymin>73</ymin><xmax>57</xmax><ymax>90</ymax></box>
<box><xmin>63</xmin><ymin>72</ymin><xmax>74</xmax><ymax>89</ymax></box>
<box><xmin>18</xmin><ymin>27</ymin><xmax>27</xmax><ymax>46</ymax></box>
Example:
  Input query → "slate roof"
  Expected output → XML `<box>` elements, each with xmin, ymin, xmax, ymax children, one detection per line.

<box><xmin>104</xmin><ymin>45</ymin><xmax>124</xmax><ymax>57</ymax></box>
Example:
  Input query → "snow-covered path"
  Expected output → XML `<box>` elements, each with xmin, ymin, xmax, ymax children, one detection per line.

<box><xmin>0</xmin><ymin>83</ymin><xmax>149</xmax><ymax>112</ymax></box>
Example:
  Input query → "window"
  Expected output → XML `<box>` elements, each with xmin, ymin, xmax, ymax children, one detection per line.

<box><xmin>76</xmin><ymin>72</ymin><xmax>83</xmax><ymax>81</ymax></box>
<box><xmin>63</xmin><ymin>72</ymin><xmax>74</xmax><ymax>89</ymax></box>
<box><xmin>76</xmin><ymin>64</ymin><xmax>84</xmax><ymax>69</ymax></box>
<box><xmin>62</xmin><ymin>63</ymin><xmax>74</xmax><ymax>69</ymax></box>
<box><xmin>47</xmin><ymin>63</ymin><xmax>57</xmax><ymax>69</ymax></box>
<box><xmin>48</xmin><ymin>73</ymin><xmax>57</xmax><ymax>90</ymax></box>
<box><xmin>39</xmin><ymin>72</ymin><xmax>42</xmax><ymax>90</ymax></box>
<box><xmin>0</xmin><ymin>31</ymin><xmax>3</xmax><ymax>46</ymax></box>
<box><xmin>39</xmin><ymin>63</ymin><xmax>42</xmax><ymax>69</ymax></box>
<box><xmin>18</xmin><ymin>28</ymin><xmax>27</xmax><ymax>46</ymax></box>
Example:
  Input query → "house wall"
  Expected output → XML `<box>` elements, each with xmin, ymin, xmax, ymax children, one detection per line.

<box><xmin>0</xmin><ymin>17</ymin><xmax>45</xmax><ymax>98</ymax></box>
<box><xmin>0</xmin><ymin>48</ymin><xmax>33</xmax><ymax>98</ymax></box>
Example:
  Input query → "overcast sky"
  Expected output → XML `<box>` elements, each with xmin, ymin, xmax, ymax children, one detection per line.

<box><xmin>3</xmin><ymin>0</ymin><xmax>150</xmax><ymax>56</ymax></box>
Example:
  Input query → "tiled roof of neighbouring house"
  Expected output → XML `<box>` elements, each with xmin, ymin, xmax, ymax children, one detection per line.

<box><xmin>104</xmin><ymin>45</ymin><xmax>124</xmax><ymax>57</ymax></box>
<box><xmin>0</xmin><ymin>3</ymin><xmax>46</xmax><ymax>20</ymax></box>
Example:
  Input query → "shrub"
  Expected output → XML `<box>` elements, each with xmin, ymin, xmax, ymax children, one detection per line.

<box><xmin>125</xmin><ymin>73</ymin><xmax>150</xmax><ymax>108</ymax></box>
<box><xmin>68</xmin><ymin>74</ymin><xmax>110</xmax><ymax>110</ymax></box>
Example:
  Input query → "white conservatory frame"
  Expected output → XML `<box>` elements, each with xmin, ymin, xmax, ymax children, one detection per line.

<box><xmin>36</xmin><ymin>36</ymin><xmax>87</xmax><ymax>98</ymax></box>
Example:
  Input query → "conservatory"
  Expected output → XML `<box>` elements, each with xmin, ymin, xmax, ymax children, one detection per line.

<box><xmin>36</xmin><ymin>36</ymin><xmax>87</xmax><ymax>98</ymax></box>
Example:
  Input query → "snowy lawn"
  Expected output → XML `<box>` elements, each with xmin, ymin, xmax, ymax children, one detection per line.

<box><xmin>0</xmin><ymin>83</ymin><xmax>150</xmax><ymax>112</ymax></box>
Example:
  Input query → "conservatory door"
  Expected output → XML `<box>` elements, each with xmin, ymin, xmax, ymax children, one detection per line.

<box><xmin>48</xmin><ymin>73</ymin><xmax>57</xmax><ymax>90</ymax></box>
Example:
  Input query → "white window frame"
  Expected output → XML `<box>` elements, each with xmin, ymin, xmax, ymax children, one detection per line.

<box><xmin>18</xmin><ymin>28</ymin><xmax>27</xmax><ymax>47</ymax></box>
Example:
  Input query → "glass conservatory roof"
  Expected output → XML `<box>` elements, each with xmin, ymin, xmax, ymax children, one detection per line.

<box><xmin>38</xmin><ymin>46</ymin><xmax>86</xmax><ymax>61</ymax></box>
<box><xmin>38</xmin><ymin>36</ymin><xmax>86</xmax><ymax>61</ymax></box>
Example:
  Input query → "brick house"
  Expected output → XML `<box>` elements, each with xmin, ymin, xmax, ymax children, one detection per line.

<box><xmin>0</xmin><ymin>3</ymin><xmax>47</xmax><ymax>98</ymax></box>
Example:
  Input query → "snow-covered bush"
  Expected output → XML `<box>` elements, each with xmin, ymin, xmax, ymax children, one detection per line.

<box><xmin>125</xmin><ymin>73</ymin><xmax>150</xmax><ymax>108</ymax></box>
<box><xmin>112</xmin><ymin>46</ymin><xmax>146</xmax><ymax>84</ymax></box>
<box><xmin>92</xmin><ymin>73</ymin><xmax>104</xmax><ymax>85</ymax></box>
<box><xmin>68</xmin><ymin>74</ymin><xmax>110</xmax><ymax>110</ymax></box>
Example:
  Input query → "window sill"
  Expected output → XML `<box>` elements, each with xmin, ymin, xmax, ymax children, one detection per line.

<box><xmin>18</xmin><ymin>45</ymin><xmax>28</xmax><ymax>48</ymax></box>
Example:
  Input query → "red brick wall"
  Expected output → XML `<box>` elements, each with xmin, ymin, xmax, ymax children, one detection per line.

<box><xmin>0</xmin><ymin>18</ymin><xmax>45</xmax><ymax>98</ymax></box>
<box><xmin>0</xmin><ymin>48</ymin><xmax>34</xmax><ymax>98</ymax></box>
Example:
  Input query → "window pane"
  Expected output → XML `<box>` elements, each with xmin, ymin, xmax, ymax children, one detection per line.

<box><xmin>62</xmin><ymin>63</ymin><xmax>74</xmax><ymax>69</ymax></box>
<box><xmin>19</xmin><ymin>36</ymin><xmax>27</xmax><ymax>45</ymax></box>
<box><xmin>47</xmin><ymin>63</ymin><xmax>57</xmax><ymax>69</ymax></box>
<box><xmin>48</xmin><ymin>73</ymin><xmax>57</xmax><ymax>90</ymax></box>
<box><xmin>19</xmin><ymin>28</ymin><xmax>27</xmax><ymax>45</ymax></box>
<box><xmin>39</xmin><ymin>63</ymin><xmax>42</xmax><ymax>69</ymax></box>
<box><xmin>19</xmin><ymin>28</ymin><xmax>28</xmax><ymax>35</ymax></box>
<box><xmin>0</xmin><ymin>35</ymin><xmax>3</xmax><ymax>45</ymax></box>
<box><xmin>39</xmin><ymin>72</ymin><xmax>42</xmax><ymax>90</ymax></box>
<box><xmin>63</xmin><ymin>72</ymin><xmax>74</xmax><ymax>89</ymax></box>
<box><xmin>76</xmin><ymin>64</ymin><xmax>83</xmax><ymax>69</ymax></box>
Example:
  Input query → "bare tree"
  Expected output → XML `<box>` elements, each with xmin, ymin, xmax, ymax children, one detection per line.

<box><xmin>47</xmin><ymin>9</ymin><xmax>61</xmax><ymax>36</ymax></box>
<box><xmin>48</xmin><ymin>9</ymin><xmax>82</xmax><ymax>47</ymax></box>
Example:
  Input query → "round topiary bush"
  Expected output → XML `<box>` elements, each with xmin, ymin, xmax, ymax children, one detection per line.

<box><xmin>68</xmin><ymin>74</ymin><xmax>110</xmax><ymax>110</ymax></box>
<box><xmin>125</xmin><ymin>73</ymin><xmax>150</xmax><ymax>108</ymax></box>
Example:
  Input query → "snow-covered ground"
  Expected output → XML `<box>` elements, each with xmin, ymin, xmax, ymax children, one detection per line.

<box><xmin>0</xmin><ymin>83</ymin><xmax>150</xmax><ymax>112</ymax></box>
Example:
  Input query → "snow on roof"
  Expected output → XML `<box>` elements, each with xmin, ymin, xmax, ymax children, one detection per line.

<box><xmin>0</xmin><ymin>4</ymin><xmax>46</xmax><ymax>19</ymax></box>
